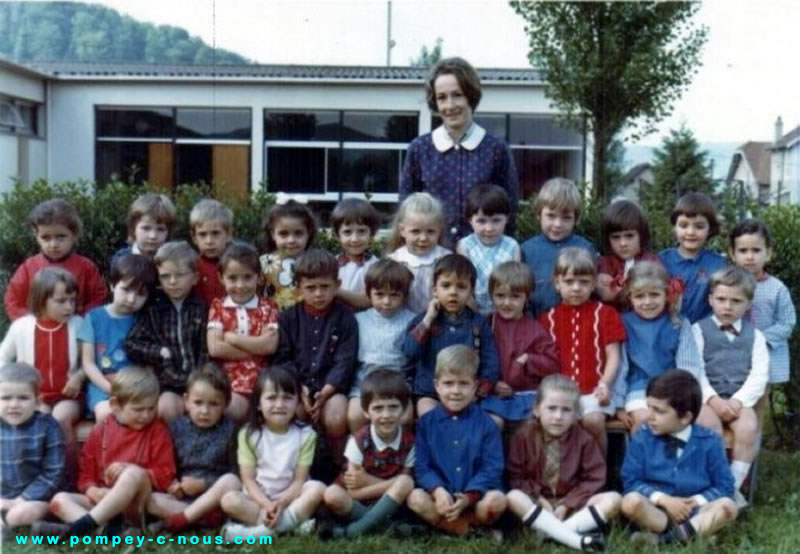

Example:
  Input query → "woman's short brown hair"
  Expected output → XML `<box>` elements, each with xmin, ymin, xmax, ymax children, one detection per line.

<box><xmin>425</xmin><ymin>57</ymin><xmax>482</xmax><ymax>113</ymax></box>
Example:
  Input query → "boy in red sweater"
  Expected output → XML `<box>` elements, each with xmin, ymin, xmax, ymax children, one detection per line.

<box><xmin>4</xmin><ymin>198</ymin><xmax>106</xmax><ymax>321</ymax></box>
<box><xmin>38</xmin><ymin>366</ymin><xmax>175</xmax><ymax>536</ymax></box>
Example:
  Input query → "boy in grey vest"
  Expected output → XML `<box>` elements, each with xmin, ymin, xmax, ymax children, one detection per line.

<box><xmin>691</xmin><ymin>266</ymin><xmax>767</xmax><ymax>507</ymax></box>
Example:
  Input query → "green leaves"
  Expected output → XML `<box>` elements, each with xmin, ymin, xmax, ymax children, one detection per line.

<box><xmin>509</xmin><ymin>1</ymin><xmax>708</xmax><ymax>200</ymax></box>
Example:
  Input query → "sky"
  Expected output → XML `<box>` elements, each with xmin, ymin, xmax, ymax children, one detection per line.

<box><xmin>86</xmin><ymin>0</ymin><xmax>800</xmax><ymax>147</ymax></box>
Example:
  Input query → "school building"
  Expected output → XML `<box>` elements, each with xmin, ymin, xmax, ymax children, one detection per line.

<box><xmin>0</xmin><ymin>55</ymin><xmax>589</xmax><ymax>211</ymax></box>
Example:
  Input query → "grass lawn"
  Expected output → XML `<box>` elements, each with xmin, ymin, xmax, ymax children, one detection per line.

<box><xmin>6</xmin><ymin>433</ymin><xmax>800</xmax><ymax>553</ymax></box>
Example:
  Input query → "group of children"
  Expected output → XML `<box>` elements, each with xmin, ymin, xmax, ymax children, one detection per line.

<box><xmin>0</xmin><ymin>175</ymin><xmax>794</xmax><ymax>550</ymax></box>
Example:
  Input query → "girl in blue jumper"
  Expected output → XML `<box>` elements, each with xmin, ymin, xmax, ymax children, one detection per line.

<box><xmin>658</xmin><ymin>192</ymin><xmax>726</xmax><ymax>323</ymax></box>
<box><xmin>613</xmin><ymin>262</ymin><xmax>703</xmax><ymax>432</ymax></box>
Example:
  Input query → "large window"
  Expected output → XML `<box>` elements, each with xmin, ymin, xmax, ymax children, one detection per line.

<box><xmin>264</xmin><ymin>110</ymin><xmax>417</xmax><ymax>201</ymax></box>
<box><xmin>96</xmin><ymin>107</ymin><xmax>251</xmax><ymax>199</ymax></box>
<box><xmin>433</xmin><ymin>113</ymin><xmax>584</xmax><ymax>199</ymax></box>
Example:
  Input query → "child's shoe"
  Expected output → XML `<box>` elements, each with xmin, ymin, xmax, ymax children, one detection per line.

<box><xmin>436</xmin><ymin>517</ymin><xmax>470</xmax><ymax>537</ymax></box>
<box><xmin>222</xmin><ymin>521</ymin><xmax>274</xmax><ymax>541</ymax></box>
<box><xmin>31</xmin><ymin>521</ymin><xmax>69</xmax><ymax>538</ymax></box>
<box><xmin>580</xmin><ymin>532</ymin><xmax>606</xmax><ymax>552</ymax></box>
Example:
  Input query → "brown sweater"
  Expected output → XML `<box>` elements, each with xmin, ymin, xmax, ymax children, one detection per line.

<box><xmin>507</xmin><ymin>420</ymin><xmax>605</xmax><ymax>510</ymax></box>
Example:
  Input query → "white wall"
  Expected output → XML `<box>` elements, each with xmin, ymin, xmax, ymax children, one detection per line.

<box><xmin>0</xmin><ymin>64</ymin><xmax>45</xmax><ymax>103</ymax></box>
<box><xmin>47</xmin><ymin>79</ymin><xmax>556</xmax><ymax>188</ymax></box>
<box><xmin>0</xmin><ymin>134</ymin><xmax>19</xmax><ymax>192</ymax></box>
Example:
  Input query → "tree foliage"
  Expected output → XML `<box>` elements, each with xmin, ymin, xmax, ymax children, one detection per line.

<box><xmin>0</xmin><ymin>2</ymin><xmax>248</xmax><ymax>64</ymax></box>
<box><xmin>641</xmin><ymin>125</ymin><xmax>715</xmax><ymax>249</ymax></box>
<box><xmin>410</xmin><ymin>38</ymin><xmax>443</xmax><ymax>67</ymax></box>
<box><xmin>509</xmin><ymin>1</ymin><xmax>707</xmax><ymax>201</ymax></box>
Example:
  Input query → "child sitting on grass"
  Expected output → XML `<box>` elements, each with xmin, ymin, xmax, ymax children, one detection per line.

<box><xmin>321</xmin><ymin>370</ymin><xmax>415</xmax><ymax>539</ymax></box>
<box><xmin>40</xmin><ymin>366</ymin><xmax>175</xmax><ymax>537</ymax></box>
<box><xmin>0</xmin><ymin>363</ymin><xmax>65</xmax><ymax>533</ymax></box>
<box><xmin>147</xmin><ymin>364</ymin><xmax>240</xmax><ymax>533</ymax></box>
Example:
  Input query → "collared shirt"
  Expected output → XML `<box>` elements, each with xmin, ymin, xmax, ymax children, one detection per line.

<box><xmin>692</xmin><ymin>316</ymin><xmax>769</xmax><ymax>407</ymax></box>
<box><xmin>343</xmin><ymin>424</ymin><xmax>416</xmax><ymax>470</ymax></box>
<box><xmin>273</xmin><ymin>300</ymin><xmax>358</xmax><ymax>393</ymax></box>
<box><xmin>659</xmin><ymin>247</ymin><xmax>727</xmax><ymax>323</ymax></box>
<box><xmin>125</xmin><ymin>291</ymin><xmax>208</xmax><ymax>391</ymax></box>
<box><xmin>399</xmin><ymin>124</ymin><xmax>519</xmax><ymax>242</ymax></box>
<box><xmin>415</xmin><ymin>403</ymin><xmax>503</xmax><ymax>495</ymax></box>
<box><xmin>0</xmin><ymin>412</ymin><xmax>65</xmax><ymax>501</ymax></box>
<box><xmin>402</xmin><ymin>307</ymin><xmax>499</xmax><ymax>397</ymax></box>
<box><xmin>430</xmin><ymin>122</ymin><xmax>485</xmax><ymax>152</ymax></box>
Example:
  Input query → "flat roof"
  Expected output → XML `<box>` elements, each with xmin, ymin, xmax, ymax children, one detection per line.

<box><xmin>22</xmin><ymin>61</ymin><xmax>543</xmax><ymax>85</ymax></box>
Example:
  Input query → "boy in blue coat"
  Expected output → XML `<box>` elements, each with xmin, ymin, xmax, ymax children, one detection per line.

<box><xmin>621</xmin><ymin>369</ymin><xmax>737</xmax><ymax>544</ymax></box>
<box><xmin>402</xmin><ymin>254</ymin><xmax>499</xmax><ymax>419</ymax></box>
<box><xmin>407</xmin><ymin>345</ymin><xmax>506</xmax><ymax>537</ymax></box>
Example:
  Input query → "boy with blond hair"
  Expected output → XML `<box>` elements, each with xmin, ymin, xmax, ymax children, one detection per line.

<box><xmin>190</xmin><ymin>198</ymin><xmax>233</xmax><ymax>306</ymax></box>
<box><xmin>125</xmin><ymin>241</ymin><xmax>208</xmax><ymax>421</ymax></box>
<box><xmin>693</xmin><ymin>266</ymin><xmax>768</xmax><ymax>506</ymax></box>
<box><xmin>38</xmin><ymin>366</ymin><xmax>175</xmax><ymax>537</ymax></box>
<box><xmin>520</xmin><ymin>178</ymin><xmax>596</xmax><ymax>316</ymax></box>
<box><xmin>0</xmin><ymin>363</ymin><xmax>65</xmax><ymax>532</ymax></box>
<box><xmin>408</xmin><ymin>345</ymin><xmax>506</xmax><ymax>537</ymax></box>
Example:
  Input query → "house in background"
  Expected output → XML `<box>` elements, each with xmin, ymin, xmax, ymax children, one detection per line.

<box><xmin>618</xmin><ymin>162</ymin><xmax>653</xmax><ymax>202</ymax></box>
<box><xmin>0</xmin><ymin>56</ymin><xmax>591</xmax><ymax>217</ymax></box>
<box><xmin>770</xmin><ymin>117</ymin><xmax>800</xmax><ymax>205</ymax></box>
<box><xmin>725</xmin><ymin>141</ymin><xmax>771</xmax><ymax>206</ymax></box>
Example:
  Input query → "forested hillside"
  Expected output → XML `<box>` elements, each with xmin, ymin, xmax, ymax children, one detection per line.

<box><xmin>0</xmin><ymin>2</ymin><xmax>249</xmax><ymax>64</ymax></box>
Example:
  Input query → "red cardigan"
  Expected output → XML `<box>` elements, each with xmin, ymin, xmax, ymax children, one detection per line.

<box><xmin>4</xmin><ymin>253</ymin><xmax>106</xmax><ymax>321</ymax></box>
<box><xmin>78</xmin><ymin>416</ymin><xmax>176</xmax><ymax>493</ymax></box>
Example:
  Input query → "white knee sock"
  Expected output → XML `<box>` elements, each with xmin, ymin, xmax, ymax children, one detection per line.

<box><xmin>730</xmin><ymin>461</ymin><xmax>751</xmax><ymax>490</ymax></box>
<box><xmin>274</xmin><ymin>507</ymin><xmax>300</xmax><ymax>533</ymax></box>
<box><xmin>522</xmin><ymin>505</ymin><xmax>582</xmax><ymax>550</ymax></box>
<box><xmin>564</xmin><ymin>505</ymin><xmax>604</xmax><ymax>533</ymax></box>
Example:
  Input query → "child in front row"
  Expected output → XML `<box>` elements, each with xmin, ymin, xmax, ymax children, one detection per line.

<box><xmin>597</xmin><ymin>199</ymin><xmax>660</xmax><ymax>309</ymax></box>
<box><xmin>348</xmin><ymin>259</ymin><xmax>416</xmax><ymax>432</ymax></box>
<box><xmin>539</xmin><ymin>248</ymin><xmax>625</xmax><ymax>451</ymax></box>
<box><xmin>260</xmin><ymin>198</ymin><xmax>317</xmax><ymax>311</ymax></box>
<box><xmin>220</xmin><ymin>367</ymin><xmax>325</xmax><ymax>540</ymax></box>
<box><xmin>111</xmin><ymin>192</ymin><xmax>176</xmax><ymax>267</ymax></box>
<box><xmin>0</xmin><ymin>268</ymin><xmax>84</xmax><ymax>448</ymax></box>
<box><xmin>388</xmin><ymin>192</ymin><xmax>451</xmax><ymax>314</ymax></box>
<box><xmin>408</xmin><ymin>345</ymin><xmax>506</xmax><ymax>537</ymax></box>
<box><xmin>43</xmin><ymin>366</ymin><xmax>176</xmax><ymax>537</ymax></box>
<box><xmin>4</xmin><ymin>198</ymin><xmax>106</xmax><ymax>321</ymax></box>
<box><xmin>321</xmin><ymin>370</ymin><xmax>415</xmax><ymax>539</ymax></box>
<box><xmin>402</xmin><ymin>254</ymin><xmax>499</xmax><ymax>419</ymax></box>
<box><xmin>693</xmin><ymin>267</ymin><xmax>768</xmax><ymax>505</ymax></box>
<box><xmin>613</xmin><ymin>261</ymin><xmax>703</xmax><ymax>432</ymax></box>
<box><xmin>273</xmin><ymin>249</ymin><xmax>358</xmax><ymax>447</ymax></box>
<box><xmin>80</xmin><ymin>254</ymin><xmax>155</xmax><ymax>422</ymax></box>
<box><xmin>729</xmin><ymin>219</ymin><xmax>797</xmax><ymax>385</ymax></box>
<box><xmin>126</xmin><ymin>241</ymin><xmax>208</xmax><ymax>422</ymax></box>
<box><xmin>147</xmin><ymin>364</ymin><xmax>240</xmax><ymax>533</ymax></box>
<box><xmin>507</xmin><ymin>375</ymin><xmax>621</xmax><ymax>552</ymax></box>
<box><xmin>659</xmin><ymin>192</ymin><xmax>726</xmax><ymax>323</ymax></box>
<box><xmin>207</xmin><ymin>242</ymin><xmax>279</xmax><ymax>421</ymax></box>
<box><xmin>521</xmin><ymin>178</ymin><xmax>596</xmax><ymax>316</ymax></box>
<box><xmin>621</xmin><ymin>370</ymin><xmax>737</xmax><ymax>545</ymax></box>
<box><xmin>0</xmin><ymin>363</ymin><xmax>65</xmax><ymax>532</ymax></box>
<box><xmin>456</xmin><ymin>184</ymin><xmax>520</xmax><ymax>315</ymax></box>
<box><xmin>190</xmin><ymin>198</ymin><xmax>233</xmax><ymax>307</ymax></box>
<box><xmin>332</xmin><ymin>198</ymin><xmax>381</xmax><ymax>310</ymax></box>
<box><xmin>482</xmin><ymin>261</ymin><xmax>560</xmax><ymax>424</ymax></box>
